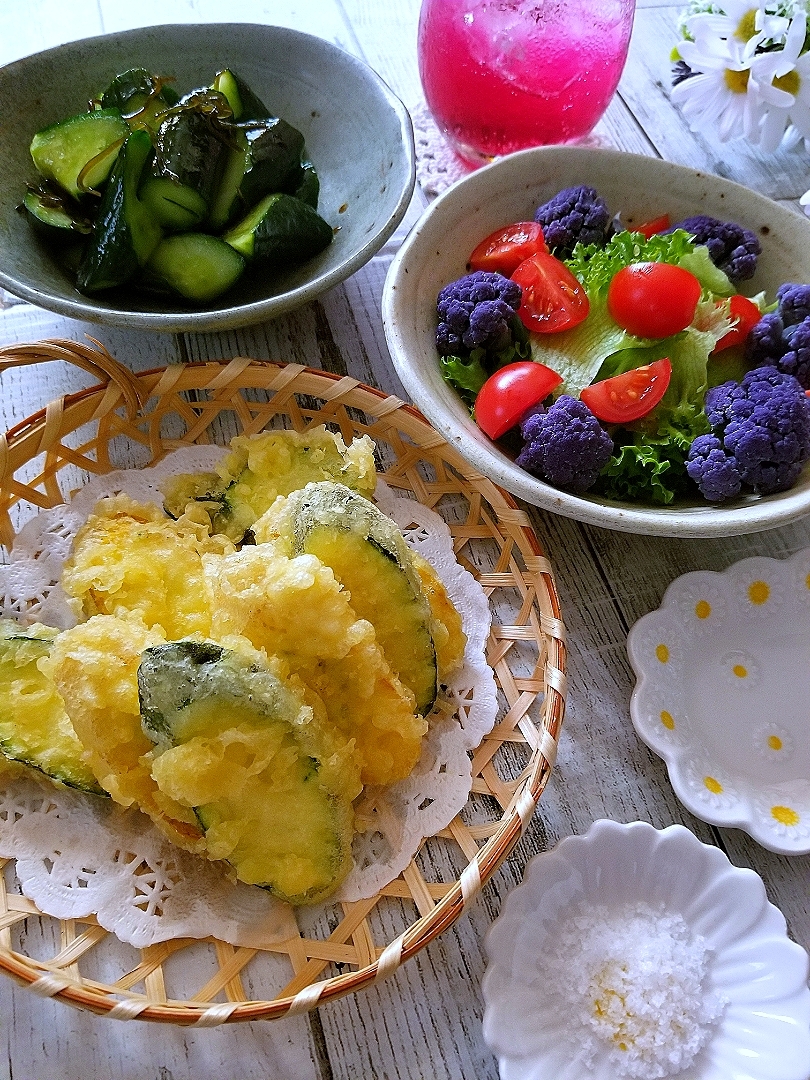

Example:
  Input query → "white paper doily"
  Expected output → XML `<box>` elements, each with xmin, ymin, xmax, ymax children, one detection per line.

<box><xmin>0</xmin><ymin>447</ymin><xmax>497</xmax><ymax>947</ymax></box>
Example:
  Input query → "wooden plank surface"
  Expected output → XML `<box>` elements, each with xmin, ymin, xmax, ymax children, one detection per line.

<box><xmin>1</xmin><ymin>1</ymin><xmax>809</xmax><ymax>1078</ymax></box>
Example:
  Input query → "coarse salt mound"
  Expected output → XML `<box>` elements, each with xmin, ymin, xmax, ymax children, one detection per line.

<box><xmin>541</xmin><ymin>900</ymin><xmax>725</xmax><ymax>1079</ymax></box>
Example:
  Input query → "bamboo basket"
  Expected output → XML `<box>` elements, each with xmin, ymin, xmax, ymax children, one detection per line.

<box><xmin>0</xmin><ymin>339</ymin><xmax>566</xmax><ymax>1025</ymax></box>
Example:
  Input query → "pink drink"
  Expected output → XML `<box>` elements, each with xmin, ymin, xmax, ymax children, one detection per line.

<box><xmin>418</xmin><ymin>0</ymin><xmax>636</xmax><ymax>165</ymax></box>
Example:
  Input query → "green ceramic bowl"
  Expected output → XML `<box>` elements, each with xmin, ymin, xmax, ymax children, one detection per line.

<box><xmin>0</xmin><ymin>24</ymin><xmax>415</xmax><ymax>332</ymax></box>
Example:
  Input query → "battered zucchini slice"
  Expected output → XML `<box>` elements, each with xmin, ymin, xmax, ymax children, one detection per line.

<box><xmin>138</xmin><ymin>640</ymin><xmax>360</xmax><ymax>905</ymax></box>
<box><xmin>0</xmin><ymin>619</ymin><xmax>103</xmax><ymax>795</ymax></box>
<box><xmin>256</xmin><ymin>482</ymin><xmax>438</xmax><ymax>716</ymax></box>
<box><xmin>160</xmin><ymin>426</ymin><xmax>377</xmax><ymax>543</ymax></box>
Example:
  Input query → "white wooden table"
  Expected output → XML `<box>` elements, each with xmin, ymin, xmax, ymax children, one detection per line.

<box><xmin>1</xmin><ymin>2</ymin><xmax>808</xmax><ymax>1078</ymax></box>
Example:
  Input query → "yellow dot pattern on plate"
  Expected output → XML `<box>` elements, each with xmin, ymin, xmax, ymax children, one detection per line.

<box><xmin>805</xmin><ymin>571</ymin><xmax>810</xmax><ymax>591</ymax></box>
<box><xmin>771</xmin><ymin>805</ymin><xmax>800</xmax><ymax>827</ymax></box>
<box><xmin>660</xmin><ymin>710</ymin><xmax>675</xmax><ymax>730</ymax></box>
<box><xmin>768</xmin><ymin>735</ymin><xmax>783</xmax><ymax>751</ymax></box>
<box><xmin>748</xmin><ymin>580</ymin><xmax>770</xmax><ymax>605</ymax></box>
<box><xmin>695</xmin><ymin>600</ymin><xmax>711</xmax><ymax>619</ymax></box>
<box><xmin>704</xmin><ymin>776</ymin><xmax>723</xmax><ymax>794</ymax></box>
<box><xmin>655</xmin><ymin>644</ymin><xmax>669</xmax><ymax>663</ymax></box>
<box><xmin>733</xmin><ymin>664</ymin><xmax>748</xmax><ymax>678</ymax></box>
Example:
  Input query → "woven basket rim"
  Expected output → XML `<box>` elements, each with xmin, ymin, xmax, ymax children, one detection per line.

<box><xmin>0</xmin><ymin>342</ymin><xmax>567</xmax><ymax>1024</ymax></box>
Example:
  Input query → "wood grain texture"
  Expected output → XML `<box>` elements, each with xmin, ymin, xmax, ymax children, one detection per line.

<box><xmin>1</xmin><ymin>0</ymin><xmax>809</xmax><ymax>1077</ymax></box>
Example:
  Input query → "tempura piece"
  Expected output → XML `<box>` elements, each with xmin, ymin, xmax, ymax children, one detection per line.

<box><xmin>161</xmin><ymin>426</ymin><xmax>377</xmax><ymax>542</ymax></box>
<box><xmin>204</xmin><ymin>544</ymin><xmax>427</xmax><ymax>787</ymax></box>
<box><xmin>43</xmin><ymin>614</ymin><xmax>205</xmax><ymax>852</ymax></box>
<box><xmin>62</xmin><ymin>494</ymin><xmax>233</xmax><ymax>639</ymax></box>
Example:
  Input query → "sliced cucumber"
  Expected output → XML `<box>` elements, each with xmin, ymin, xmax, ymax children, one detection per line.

<box><xmin>22</xmin><ymin>184</ymin><xmax>93</xmax><ymax>239</ymax></box>
<box><xmin>152</xmin><ymin>108</ymin><xmax>228</xmax><ymax>210</ymax></box>
<box><xmin>224</xmin><ymin>192</ymin><xmax>332</xmax><ymax>265</ymax></box>
<box><xmin>211</xmin><ymin>69</ymin><xmax>270</xmax><ymax>121</ymax></box>
<box><xmin>99</xmin><ymin>67</ymin><xmax>179</xmax><ymax>132</ymax></box>
<box><xmin>138</xmin><ymin>640</ymin><xmax>358</xmax><ymax>904</ymax></box>
<box><xmin>139</xmin><ymin>176</ymin><xmax>208</xmax><ymax>231</ymax></box>
<box><xmin>30</xmin><ymin>109</ymin><xmax>129</xmax><ymax>198</ymax></box>
<box><xmin>146</xmin><ymin>233</ymin><xmax>244</xmax><ymax>302</ymax></box>
<box><xmin>76</xmin><ymin>128</ymin><xmax>162</xmax><ymax>293</ymax></box>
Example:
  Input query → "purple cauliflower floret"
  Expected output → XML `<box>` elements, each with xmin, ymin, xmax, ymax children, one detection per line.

<box><xmin>745</xmin><ymin>288</ymin><xmax>810</xmax><ymax>389</ymax></box>
<box><xmin>685</xmin><ymin>433</ymin><xmax>743</xmax><ymax>502</ymax></box>
<box><xmin>667</xmin><ymin>214</ymin><xmax>760</xmax><ymax>284</ymax></box>
<box><xmin>776</xmin><ymin>319</ymin><xmax>810</xmax><ymax>387</ymax></box>
<box><xmin>745</xmin><ymin>311</ymin><xmax>787</xmax><ymax>368</ymax></box>
<box><xmin>776</xmin><ymin>283</ymin><xmax>810</xmax><ymax>327</ymax></box>
<box><xmin>688</xmin><ymin>367</ymin><xmax>810</xmax><ymax>499</ymax></box>
<box><xmin>436</xmin><ymin>271</ymin><xmax>522</xmax><ymax>356</ymax></box>
<box><xmin>533</xmin><ymin>185</ymin><xmax>610</xmax><ymax>259</ymax></box>
<box><xmin>516</xmin><ymin>395</ymin><xmax>614</xmax><ymax>492</ymax></box>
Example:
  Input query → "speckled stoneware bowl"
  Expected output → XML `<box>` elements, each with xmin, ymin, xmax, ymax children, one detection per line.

<box><xmin>0</xmin><ymin>24</ymin><xmax>415</xmax><ymax>332</ymax></box>
<box><xmin>382</xmin><ymin>146</ymin><xmax>810</xmax><ymax>537</ymax></box>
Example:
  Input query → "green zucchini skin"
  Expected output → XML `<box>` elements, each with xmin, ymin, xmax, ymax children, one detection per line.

<box><xmin>224</xmin><ymin>192</ymin><xmax>332</xmax><ymax>265</ymax></box>
<box><xmin>138</xmin><ymin>640</ymin><xmax>358</xmax><ymax>905</ymax></box>
<box><xmin>279</xmin><ymin>482</ymin><xmax>439</xmax><ymax>716</ymax></box>
<box><xmin>76</xmin><ymin>128</ymin><xmax>162</xmax><ymax>293</ymax></box>
<box><xmin>145</xmin><ymin>233</ymin><xmax>245</xmax><ymax>302</ymax></box>
<box><xmin>30</xmin><ymin>109</ymin><xmax>129</xmax><ymax>199</ymax></box>
<box><xmin>0</xmin><ymin>620</ymin><xmax>104</xmax><ymax>796</ymax></box>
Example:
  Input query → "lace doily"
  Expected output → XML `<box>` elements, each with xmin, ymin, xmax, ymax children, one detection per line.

<box><xmin>0</xmin><ymin>447</ymin><xmax>497</xmax><ymax>947</ymax></box>
<box><xmin>411</xmin><ymin>99</ymin><xmax>614</xmax><ymax>199</ymax></box>
<box><xmin>412</xmin><ymin>101</ymin><xmax>473</xmax><ymax>198</ymax></box>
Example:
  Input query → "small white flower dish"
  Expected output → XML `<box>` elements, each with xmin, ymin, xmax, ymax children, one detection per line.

<box><xmin>482</xmin><ymin>819</ymin><xmax>810</xmax><ymax>1080</ymax></box>
<box><xmin>627</xmin><ymin>548</ymin><xmax>810</xmax><ymax>855</ymax></box>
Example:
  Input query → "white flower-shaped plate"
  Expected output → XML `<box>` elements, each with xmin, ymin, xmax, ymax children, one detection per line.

<box><xmin>482</xmin><ymin>820</ymin><xmax>810</xmax><ymax>1080</ymax></box>
<box><xmin>627</xmin><ymin>549</ymin><xmax>810</xmax><ymax>855</ymax></box>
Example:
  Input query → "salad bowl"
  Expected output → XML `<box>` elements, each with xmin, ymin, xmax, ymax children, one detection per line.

<box><xmin>382</xmin><ymin>146</ymin><xmax>810</xmax><ymax>537</ymax></box>
<box><xmin>0</xmin><ymin>24</ymin><xmax>415</xmax><ymax>333</ymax></box>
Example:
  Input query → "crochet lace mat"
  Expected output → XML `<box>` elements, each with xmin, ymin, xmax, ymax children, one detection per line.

<box><xmin>411</xmin><ymin>99</ymin><xmax>614</xmax><ymax>198</ymax></box>
<box><xmin>0</xmin><ymin>447</ymin><xmax>497</xmax><ymax>948</ymax></box>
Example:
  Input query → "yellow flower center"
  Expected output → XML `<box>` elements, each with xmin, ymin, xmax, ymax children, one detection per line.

<box><xmin>704</xmin><ymin>776</ymin><xmax>723</xmax><ymax>794</ymax></box>
<box><xmin>724</xmin><ymin>68</ymin><xmax>751</xmax><ymax>94</ymax></box>
<box><xmin>735</xmin><ymin>9</ymin><xmax>759</xmax><ymax>42</ymax></box>
<box><xmin>660</xmin><ymin>710</ymin><xmax>675</xmax><ymax>730</ymax></box>
<box><xmin>748</xmin><ymin>580</ymin><xmax>769</xmax><ymax>605</ymax></box>
<box><xmin>771</xmin><ymin>805</ymin><xmax>800</xmax><ymax>827</ymax></box>
<box><xmin>767</xmin><ymin>735</ymin><xmax>783</xmax><ymax>751</ymax></box>
<box><xmin>695</xmin><ymin>600</ymin><xmax>711</xmax><ymax>619</ymax></box>
<box><xmin>733</xmin><ymin>663</ymin><xmax>748</xmax><ymax>678</ymax></box>
<box><xmin>655</xmin><ymin>643</ymin><xmax>669</xmax><ymax>663</ymax></box>
<box><xmin>773</xmin><ymin>69</ymin><xmax>801</xmax><ymax>95</ymax></box>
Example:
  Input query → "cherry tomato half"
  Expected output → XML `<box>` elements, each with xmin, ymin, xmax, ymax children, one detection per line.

<box><xmin>474</xmin><ymin>361</ymin><xmax>563</xmax><ymax>440</ymax></box>
<box><xmin>631</xmin><ymin>214</ymin><xmax>671</xmax><ymax>240</ymax></box>
<box><xmin>468</xmin><ymin>221</ymin><xmax>548</xmax><ymax>276</ymax></box>
<box><xmin>511</xmin><ymin>252</ymin><xmax>590</xmax><ymax>334</ymax></box>
<box><xmin>580</xmin><ymin>358</ymin><xmax>672</xmax><ymax>424</ymax></box>
<box><xmin>607</xmin><ymin>262</ymin><xmax>702</xmax><ymax>339</ymax></box>
<box><xmin>712</xmin><ymin>294</ymin><xmax>762</xmax><ymax>354</ymax></box>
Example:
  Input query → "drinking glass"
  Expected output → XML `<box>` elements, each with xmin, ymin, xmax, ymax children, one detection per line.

<box><xmin>417</xmin><ymin>0</ymin><xmax>636</xmax><ymax>166</ymax></box>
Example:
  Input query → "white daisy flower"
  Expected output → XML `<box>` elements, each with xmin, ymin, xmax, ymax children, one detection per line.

<box><xmin>685</xmin><ymin>2</ymin><xmax>789</xmax><ymax>58</ymax></box>
<box><xmin>672</xmin><ymin>34</ymin><xmax>765</xmax><ymax>141</ymax></box>
<box><xmin>749</xmin><ymin>8</ymin><xmax>810</xmax><ymax>149</ymax></box>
